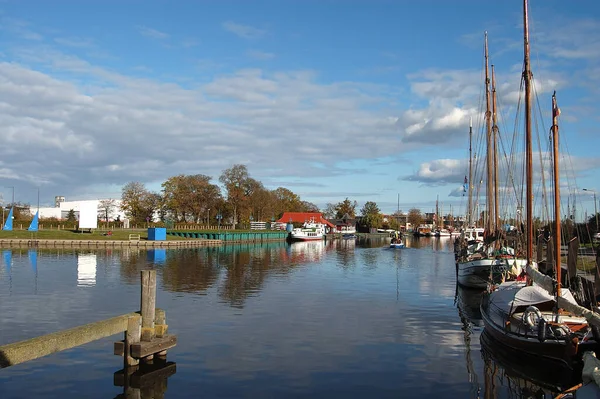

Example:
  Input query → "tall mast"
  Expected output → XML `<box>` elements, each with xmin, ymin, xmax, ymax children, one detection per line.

<box><xmin>524</xmin><ymin>0</ymin><xmax>533</xmax><ymax>264</ymax></box>
<box><xmin>484</xmin><ymin>32</ymin><xmax>494</xmax><ymax>233</ymax></box>
<box><xmin>468</xmin><ymin>118</ymin><xmax>474</xmax><ymax>227</ymax></box>
<box><xmin>491</xmin><ymin>65</ymin><xmax>499</xmax><ymax>232</ymax></box>
<box><xmin>552</xmin><ymin>92</ymin><xmax>561</xmax><ymax>297</ymax></box>
<box><xmin>436</xmin><ymin>195</ymin><xmax>440</xmax><ymax>229</ymax></box>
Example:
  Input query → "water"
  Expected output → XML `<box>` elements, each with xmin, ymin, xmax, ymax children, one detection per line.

<box><xmin>0</xmin><ymin>237</ymin><xmax>576</xmax><ymax>398</ymax></box>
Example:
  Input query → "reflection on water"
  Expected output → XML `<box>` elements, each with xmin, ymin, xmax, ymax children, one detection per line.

<box><xmin>0</xmin><ymin>240</ymin><xmax>580</xmax><ymax>398</ymax></box>
<box><xmin>480</xmin><ymin>331</ymin><xmax>578</xmax><ymax>397</ymax></box>
<box><xmin>114</xmin><ymin>358</ymin><xmax>177</xmax><ymax>399</ymax></box>
<box><xmin>77</xmin><ymin>253</ymin><xmax>97</xmax><ymax>287</ymax></box>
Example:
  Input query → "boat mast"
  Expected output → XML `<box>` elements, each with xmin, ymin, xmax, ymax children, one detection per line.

<box><xmin>552</xmin><ymin>92</ymin><xmax>561</xmax><ymax>298</ymax></box>
<box><xmin>524</xmin><ymin>0</ymin><xmax>533</xmax><ymax>264</ymax></box>
<box><xmin>436</xmin><ymin>195</ymin><xmax>440</xmax><ymax>229</ymax></box>
<box><xmin>468</xmin><ymin>118</ymin><xmax>474</xmax><ymax>227</ymax></box>
<box><xmin>491</xmin><ymin>65</ymin><xmax>499</xmax><ymax>233</ymax></box>
<box><xmin>484</xmin><ymin>32</ymin><xmax>494</xmax><ymax>234</ymax></box>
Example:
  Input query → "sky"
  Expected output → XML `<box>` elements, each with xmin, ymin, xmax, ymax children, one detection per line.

<box><xmin>1</xmin><ymin>0</ymin><xmax>599</xmax><ymax>217</ymax></box>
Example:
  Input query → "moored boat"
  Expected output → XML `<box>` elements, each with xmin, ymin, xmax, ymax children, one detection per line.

<box><xmin>480</xmin><ymin>0</ymin><xmax>600</xmax><ymax>368</ymax></box>
<box><xmin>288</xmin><ymin>218</ymin><xmax>326</xmax><ymax>241</ymax></box>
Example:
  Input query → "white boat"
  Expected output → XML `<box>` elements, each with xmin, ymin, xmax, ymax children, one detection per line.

<box><xmin>434</xmin><ymin>228</ymin><xmax>451</xmax><ymax>237</ymax></box>
<box><xmin>289</xmin><ymin>218</ymin><xmax>326</xmax><ymax>241</ymax></box>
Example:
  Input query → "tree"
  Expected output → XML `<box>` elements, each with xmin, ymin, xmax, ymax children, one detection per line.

<box><xmin>272</xmin><ymin>187</ymin><xmax>302</xmax><ymax>216</ymax></box>
<box><xmin>335</xmin><ymin>198</ymin><xmax>357</xmax><ymax>218</ymax></box>
<box><xmin>98</xmin><ymin>199</ymin><xmax>118</xmax><ymax>222</ymax></box>
<box><xmin>407</xmin><ymin>208</ymin><xmax>422</xmax><ymax>229</ymax></box>
<box><xmin>247</xmin><ymin>183</ymin><xmax>272</xmax><ymax>222</ymax></box>
<box><xmin>162</xmin><ymin>174</ymin><xmax>222</xmax><ymax>223</ymax></box>
<box><xmin>360</xmin><ymin>201</ymin><xmax>382</xmax><ymax>229</ymax></box>
<box><xmin>66</xmin><ymin>209</ymin><xmax>77</xmax><ymax>223</ymax></box>
<box><xmin>300</xmin><ymin>201</ymin><xmax>320</xmax><ymax>213</ymax></box>
<box><xmin>322</xmin><ymin>203</ymin><xmax>337</xmax><ymax>219</ymax></box>
<box><xmin>219</xmin><ymin>164</ymin><xmax>250</xmax><ymax>226</ymax></box>
<box><xmin>121</xmin><ymin>181</ymin><xmax>161</xmax><ymax>223</ymax></box>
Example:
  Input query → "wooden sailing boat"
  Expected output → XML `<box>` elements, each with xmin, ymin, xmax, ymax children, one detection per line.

<box><xmin>390</xmin><ymin>194</ymin><xmax>405</xmax><ymax>248</ymax></box>
<box><xmin>480</xmin><ymin>0</ymin><xmax>600</xmax><ymax>367</ymax></box>
<box><xmin>456</xmin><ymin>32</ymin><xmax>528</xmax><ymax>288</ymax></box>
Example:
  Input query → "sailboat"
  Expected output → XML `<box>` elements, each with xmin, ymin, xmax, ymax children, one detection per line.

<box><xmin>480</xmin><ymin>0</ymin><xmax>600</xmax><ymax>367</ymax></box>
<box><xmin>390</xmin><ymin>194</ymin><xmax>405</xmax><ymax>248</ymax></box>
<box><xmin>455</xmin><ymin>33</ymin><xmax>527</xmax><ymax>289</ymax></box>
<box><xmin>434</xmin><ymin>197</ymin><xmax>451</xmax><ymax>237</ymax></box>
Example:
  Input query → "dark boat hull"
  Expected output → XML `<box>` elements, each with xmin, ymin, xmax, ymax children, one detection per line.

<box><xmin>480</xmin><ymin>291</ymin><xmax>599</xmax><ymax>367</ymax></box>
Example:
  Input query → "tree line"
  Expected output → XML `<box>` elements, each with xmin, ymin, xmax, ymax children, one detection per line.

<box><xmin>119</xmin><ymin>164</ymin><xmax>320</xmax><ymax>226</ymax></box>
<box><xmin>117</xmin><ymin>164</ymin><xmax>400</xmax><ymax>229</ymax></box>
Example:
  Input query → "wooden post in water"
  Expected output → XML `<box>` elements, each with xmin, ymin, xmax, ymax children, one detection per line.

<box><xmin>141</xmin><ymin>270</ymin><xmax>156</xmax><ymax>361</ymax></box>
<box><xmin>125</xmin><ymin>315</ymin><xmax>141</xmax><ymax>367</ymax></box>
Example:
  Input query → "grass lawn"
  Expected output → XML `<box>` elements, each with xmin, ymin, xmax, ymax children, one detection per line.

<box><xmin>0</xmin><ymin>229</ymin><xmax>189</xmax><ymax>241</ymax></box>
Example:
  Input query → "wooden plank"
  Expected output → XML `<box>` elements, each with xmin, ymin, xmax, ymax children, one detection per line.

<box><xmin>0</xmin><ymin>312</ymin><xmax>138</xmax><ymax>368</ymax></box>
<box><xmin>131</xmin><ymin>335</ymin><xmax>177</xmax><ymax>359</ymax></box>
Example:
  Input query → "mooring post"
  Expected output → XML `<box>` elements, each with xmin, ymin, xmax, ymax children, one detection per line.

<box><xmin>154</xmin><ymin>309</ymin><xmax>168</xmax><ymax>357</ymax></box>
<box><xmin>140</xmin><ymin>270</ymin><xmax>156</xmax><ymax>360</ymax></box>
<box><xmin>125</xmin><ymin>315</ymin><xmax>141</xmax><ymax>367</ymax></box>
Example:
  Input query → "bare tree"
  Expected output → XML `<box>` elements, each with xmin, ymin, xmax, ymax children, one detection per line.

<box><xmin>98</xmin><ymin>199</ymin><xmax>118</xmax><ymax>222</ymax></box>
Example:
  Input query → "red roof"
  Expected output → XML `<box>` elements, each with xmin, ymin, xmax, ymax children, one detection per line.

<box><xmin>276</xmin><ymin>212</ymin><xmax>335</xmax><ymax>228</ymax></box>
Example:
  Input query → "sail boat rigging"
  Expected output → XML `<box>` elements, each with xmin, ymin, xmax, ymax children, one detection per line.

<box><xmin>479</xmin><ymin>0</ymin><xmax>600</xmax><ymax>367</ymax></box>
<box><xmin>455</xmin><ymin>32</ymin><xmax>527</xmax><ymax>288</ymax></box>
<box><xmin>390</xmin><ymin>193</ymin><xmax>405</xmax><ymax>248</ymax></box>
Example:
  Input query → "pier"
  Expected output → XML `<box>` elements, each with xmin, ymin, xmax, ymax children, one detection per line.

<box><xmin>0</xmin><ymin>270</ymin><xmax>176</xmax><ymax>370</ymax></box>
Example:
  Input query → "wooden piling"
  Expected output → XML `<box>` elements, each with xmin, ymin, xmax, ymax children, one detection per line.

<box><xmin>125</xmin><ymin>315</ymin><xmax>141</xmax><ymax>367</ymax></box>
<box><xmin>141</xmin><ymin>270</ymin><xmax>156</xmax><ymax>343</ymax></box>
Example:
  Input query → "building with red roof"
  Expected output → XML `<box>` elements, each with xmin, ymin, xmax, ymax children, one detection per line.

<box><xmin>276</xmin><ymin>212</ymin><xmax>335</xmax><ymax>228</ymax></box>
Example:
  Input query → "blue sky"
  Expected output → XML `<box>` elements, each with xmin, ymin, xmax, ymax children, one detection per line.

<box><xmin>1</xmin><ymin>0</ymin><xmax>599</xmax><ymax>218</ymax></box>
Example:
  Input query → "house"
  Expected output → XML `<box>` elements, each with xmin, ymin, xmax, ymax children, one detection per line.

<box><xmin>329</xmin><ymin>213</ymin><xmax>356</xmax><ymax>234</ymax></box>
<box><xmin>276</xmin><ymin>212</ymin><xmax>335</xmax><ymax>231</ymax></box>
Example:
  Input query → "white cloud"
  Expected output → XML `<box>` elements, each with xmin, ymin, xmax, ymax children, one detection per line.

<box><xmin>136</xmin><ymin>25</ymin><xmax>169</xmax><ymax>39</ymax></box>
<box><xmin>246</xmin><ymin>50</ymin><xmax>275</xmax><ymax>60</ymax></box>
<box><xmin>54</xmin><ymin>37</ymin><xmax>94</xmax><ymax>48</ymax></box>
<box><xmin>223</xmin><ymin>21</ymin><xmax>266</xmax><ymax>39</ymax></box>
<box><xmin>0</xmin><ymin>57</ymin><xmax>406</xmax><ymax>201</ymax></box>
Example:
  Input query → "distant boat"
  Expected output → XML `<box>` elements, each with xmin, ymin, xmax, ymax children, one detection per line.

<box><xmin>288</xmin><ymin>218</ymin><xmax>326</xmax><ymax>241</ymax></box>
<box><xmin>389</xmin><ymin>240</ymin><xmax>405</xmax><ymax>249</ymax></box>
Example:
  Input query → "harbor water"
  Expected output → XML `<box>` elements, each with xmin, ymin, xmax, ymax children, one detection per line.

<box><xmin>0</xmin><ymin>237</ymin><xmax>576</xmax><ymax>398</ymax></box>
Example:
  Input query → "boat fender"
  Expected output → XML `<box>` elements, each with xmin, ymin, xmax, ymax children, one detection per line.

<box><xmin>592</xmin><ymin>325</ymin><xmax>600</xmax><ymax>343</ymax></box>
<box><xmin>537</xmin><ymin>318</ymin><xmax>547</xmax><ymax>342</ymax></box>
<box><xmin>523</xmin><ymin>306</ymin><xmax>543</xmax><ymax>329</ymax></box>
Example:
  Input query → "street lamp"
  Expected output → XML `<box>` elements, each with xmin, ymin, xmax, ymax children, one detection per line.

<box><xmin>583</xmin><ymin>189</ymin><xmax>598</xmax><ymax>233</ymax></box>
<box><xmin>207</xmin><ymin>208</ymin><xmax>210</xmax><ymax>226</ymax></box>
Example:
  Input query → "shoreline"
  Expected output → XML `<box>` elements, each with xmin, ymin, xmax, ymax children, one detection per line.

<box><xmin>0</xmin><ymin>238</ymin><xmax>223</xmax><ymax>248</ymax></box>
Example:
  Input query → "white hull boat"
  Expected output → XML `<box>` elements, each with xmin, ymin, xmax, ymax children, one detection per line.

<box><xmin>289</xmin><ymin>219</ymin><xmax>326</xmax><ymax>241</ymax></box>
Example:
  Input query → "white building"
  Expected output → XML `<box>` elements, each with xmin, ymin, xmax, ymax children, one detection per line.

<box><xmin>31</xmin><ymin>197</ymin><xmax>127</xmax><ymax>222</ymax></box>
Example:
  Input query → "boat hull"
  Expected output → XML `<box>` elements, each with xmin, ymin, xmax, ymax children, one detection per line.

<box><xmin>389</xmin><ymin>243</ymin><xmax>405</xmax><ymax>249</ymax></box>
<box><xmin>289</xmin><ymin>235</ymin><xmax>324</xmax><ymax>242</ymax></box>
<box><xmin>457</xmin><ymin>258</ymin><xmax>527</xmax><ymax>289</ymax></box>
<box><xmin>480</xmin><ymin>291</ymin><xmax>598</xmax><ymax>367</ymax></box>
<box><xmin>457</xmin><ymin>258</ymin><xmax>497</xmax><ymax>288</ymax></box>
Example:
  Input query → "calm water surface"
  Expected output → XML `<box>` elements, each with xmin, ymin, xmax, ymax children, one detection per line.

<box><xmin>0</xmin><ymin>237</ymin><xmax>575</xmax><ymax>398</ymax></box>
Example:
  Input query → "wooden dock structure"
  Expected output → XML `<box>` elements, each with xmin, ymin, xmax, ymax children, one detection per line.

<box><xmin>0</xmin><ymin>270</ymin><xmax>176</xmax><ymax>371</ymax></box>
